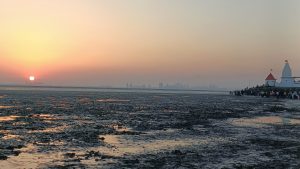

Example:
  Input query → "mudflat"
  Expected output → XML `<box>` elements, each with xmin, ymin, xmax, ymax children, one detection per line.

<box><xmin>0</xmin><ymin>90</ymin><xmax>299</xmax><ymax>169</ymax></box>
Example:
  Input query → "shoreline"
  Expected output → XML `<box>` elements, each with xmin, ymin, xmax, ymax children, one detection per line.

<box><xmin>0</xmin><ymin>85</ymin><xmax>229</xmax><ymax>94</ymax></box>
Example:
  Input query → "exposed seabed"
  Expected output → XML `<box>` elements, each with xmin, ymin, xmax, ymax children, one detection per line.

<box><xmin>0</xmin><ymin>91</ymin><xmax>299</xmax><ymax>168</ymax></box>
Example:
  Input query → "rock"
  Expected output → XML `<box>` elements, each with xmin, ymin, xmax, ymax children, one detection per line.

<box><xmin>123</xmin><ymin>159</ymin><xmax>140</xmax><ymax>164</ymax></box>
<box><xmin>0</xmin><ymin>155</ymin><xmax>8</xmax><ymax>160</ymax></box>
<box><xmin>13</xmin><ymin>151</ymin><xmax>21</xmax><ymax>156</ymax></box>
<box><xmin>173</xmin><ymin>150</ymin><xmax>184</xmax><ymax>155</ymax></box>
<box><xmin>17</xmin><ymin>145</ymin><xmax>23</xmax><ymax>149</ymax></box>
<box><xmin>6</xmin><ymin>146</ymin><xmax>14</xmax><ymax>150</ymax></box>
<box><xmin>65</xmin><ymin>153</ymin><xmax>76</xmax><ymax>158</ymax></box>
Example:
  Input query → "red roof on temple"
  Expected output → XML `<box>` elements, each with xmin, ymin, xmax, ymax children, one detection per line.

<box><xmin>265</xmin><ymin>73</ymin><xmax>276</xmax><ymax>80</ymax></box>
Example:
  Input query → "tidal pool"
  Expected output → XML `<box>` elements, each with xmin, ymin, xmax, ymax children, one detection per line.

<box><xmin>0</xmin><ymin>116</ymin><xmax>21</xmax><ymax>122</ymax></box>
<box><xmin>230</xmin><ymin>116</ymin><xmax>300</xmax><ymax>127</ymax></box>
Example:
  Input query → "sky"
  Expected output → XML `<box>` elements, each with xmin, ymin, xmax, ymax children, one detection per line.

<box><xmin>0</xmin><ymin>0</ymin><xmax>299</xmax><ymax>89</ymax></box>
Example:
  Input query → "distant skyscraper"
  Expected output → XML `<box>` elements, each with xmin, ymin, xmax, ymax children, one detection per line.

<box><xmin>159</xmin><ymin>82</ymin><xmax>164</xmax><ymax>89</ymax></box>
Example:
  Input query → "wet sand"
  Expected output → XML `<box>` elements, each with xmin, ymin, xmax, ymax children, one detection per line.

<box><xmin>0</xmin><ymin>90</ymin><xmax>300</xmax><ymax>168</ymax></box>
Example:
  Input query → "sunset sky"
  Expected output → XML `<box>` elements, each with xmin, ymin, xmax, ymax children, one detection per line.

<box><xmin>0</xmin><ymin>0</ymin><xmax>299</xmax><ymax>89</ymax></box>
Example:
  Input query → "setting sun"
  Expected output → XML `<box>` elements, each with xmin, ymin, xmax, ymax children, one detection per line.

<box><xmin>29</xmin><ymin>76</ymin><xmax>35</xmax><ymax>81</ymax></box>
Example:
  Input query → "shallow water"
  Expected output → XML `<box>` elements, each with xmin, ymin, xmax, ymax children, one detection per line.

<box><xmin>0</xmin><ymin>115</ymin><xmax>21</xmax><ymax>122</ymax></box>
<box><xmin>0</xmin><ymin>106</ymin><xmax>15</xmax><ymax>109</ymax></box>
<box><xmin>0</xmin><ymin>144</ymin><xmax>63</xmax><ymax>169</ymax></box>
<box><xmin>99</xmin><ymin>131</ymin><xmax>229</xmax><ymax>157</ymax></box>
<box><xmin>230</xmin><ymin>116</ymin><xmax>300</xmax><ymax>127</ymax></box>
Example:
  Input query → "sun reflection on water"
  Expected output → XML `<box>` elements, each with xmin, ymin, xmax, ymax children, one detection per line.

<box><xmin>0</xmin><ymin>106</ymin><xmax>15</xmax><ymax>109</ymax></box>
<box><xmin>0</xmin><ymin>115</ymin><xmax>21</xmax><ymax>122</ymax></box>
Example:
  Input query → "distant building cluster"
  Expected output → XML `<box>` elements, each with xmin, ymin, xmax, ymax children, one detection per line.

<box><xmin>126</xmin><ymin>82</ymin><xmax>190</xmax><ymax>90</ymax></box>
<box><xmin>125</xmin><ymin>82</ymin><xmax>226</xmax><ymax>91</ymax></box>
<box><xmin>157</xmin><ymin>82</ymin><xmax>190</xmax><ymax>90</ymax></box>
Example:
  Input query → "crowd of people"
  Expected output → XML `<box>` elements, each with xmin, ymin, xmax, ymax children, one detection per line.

<box><xmin>230</xmin><ymin>85</ymin><xmax>300</xmax><ymax>99</ymax></box>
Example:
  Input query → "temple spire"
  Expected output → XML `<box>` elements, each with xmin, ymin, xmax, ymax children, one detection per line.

<box><xmin>282</xmin><ymin>60</ymin><xmax>292</xmax><ymax>78</ymax></box>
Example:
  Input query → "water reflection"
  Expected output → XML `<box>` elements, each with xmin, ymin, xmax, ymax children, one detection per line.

<box><xmin>0</xmin><ymin>116</ymin><xmax>21</xmax><ymax>122</ymax></box>
<box><xmin>2</xmin><ymin>134</ymin><xmax>20</xmax><ymax>140</ymax></box>
<box><xmin>0</xmin><ymin>106</ymin><xmax>14</xmax><ymax>109</ymax></box>
<box><xmin>28</xmin><ymin>125</ymin><xmax>69</xmax><ymax>134</ymax></box>
<box><xmin>0</xmin><ymin>144</ymin><xmax>63</xmax><ymax>169</ymax></box>
<box><xmin>29</xmin><ymin>114</ymin><xmax>57</xmax><ymax>121</ymax></box>
<box><xmin>98</xmin><ymin>133</ymin><xmax>228</xmax><ymax>157</ymax></box>
<box><xmin>231</xmin><ymin>116</ymin><xmax>300</xmax><ymax>127</ymax></box>
<box><xmin>111</xmin><ymin>124</ymin><xmax>132</xmax><ymax>132</ymax></box>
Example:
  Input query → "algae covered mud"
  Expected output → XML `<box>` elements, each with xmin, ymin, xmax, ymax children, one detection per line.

<box><xmin>0</xmin><ymin>89</ymin><xmax>300</xmax><ymax>169</ymax></box>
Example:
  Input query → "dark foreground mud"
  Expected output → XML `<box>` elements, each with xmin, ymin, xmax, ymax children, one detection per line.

<box><xmin>0</xmin><ymin>90</ymin><xmax>300</xmax><ymax>169</ymax></box>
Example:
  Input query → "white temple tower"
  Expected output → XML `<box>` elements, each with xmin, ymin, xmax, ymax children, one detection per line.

<box><xmin>263</xmin><ymin>60</ymin><xmax>300</xmax><ymax>88</ymax></box>
<box><xmin>280</xmin><ymin>60</ymin><xmax>294</xmax><ymax>87</ymax></box>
